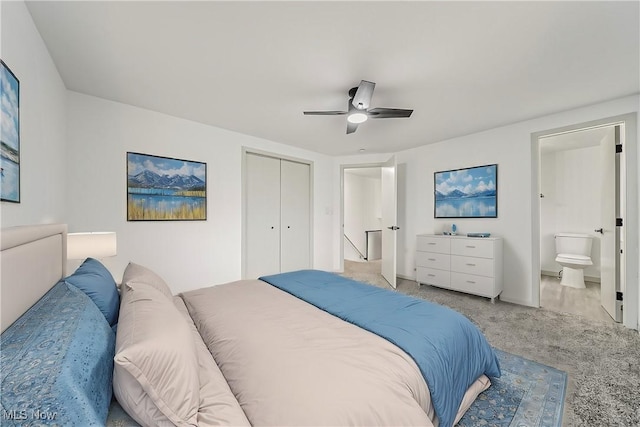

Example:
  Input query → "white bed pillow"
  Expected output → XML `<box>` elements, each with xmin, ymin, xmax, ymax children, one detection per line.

<box><xmin>121</xmin><ymin>262</ymin><xmax>173</xmax><ymax>299</ymax></box>
<box><xmin>113</xmin><ymin>282</ymin><xmax>199</xmax><ymax>426</ymax></box>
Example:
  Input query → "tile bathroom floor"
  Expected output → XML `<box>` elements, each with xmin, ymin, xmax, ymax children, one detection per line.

<box><xmin>540</xmin><ymin>274</ymin><xmax>614</xmax><ymax>323</ymax></box>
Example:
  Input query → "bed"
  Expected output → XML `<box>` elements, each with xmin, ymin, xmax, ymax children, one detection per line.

<box><xmin>0</xmin><ymin>224</ymin><xmax>500</xmax><ymax>427</ymax></box>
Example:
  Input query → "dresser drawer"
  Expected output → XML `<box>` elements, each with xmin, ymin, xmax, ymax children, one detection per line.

<box><xmin>451</xmin><ymin>255</ymin><xmax>494</xmax><ymax>277</ymax></box>
<box><xmin>416</xmin><ymin>251</ymin><xmax>450</xmax><ymax>270</ymax></box>
<box><xmin>450</xmin><ymin>272</ymin><xmax>496</xmax><ymax>297</ymax></box>
<box><xmin>416</xmin><ymin>267</ymin><xmax>450</xmax><ymax>288</ymax></box>
<box><xmin>451</xmin><ymin>238</ymin><xmax>494</xmax><ymax>258</ymax></box>
<box><xmin>417</xmin><ymin>236</ymin><xmax>450</xmax><ymax>254</ymax></box>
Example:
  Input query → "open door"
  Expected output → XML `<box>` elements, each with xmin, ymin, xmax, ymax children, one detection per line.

<box><xmin>599</xmin><ymin>126</ymin><xmax>619</xmax><ymax>321</ymax></box>
<box><xmin>381</xmin><ymin>156</ymin><xmax>398</xmax><ymax>288</ymax></box>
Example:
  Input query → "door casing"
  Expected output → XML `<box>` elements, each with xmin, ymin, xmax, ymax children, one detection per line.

<box><xmin>339</xmin><ymin>161</ymin><xmax>396</xmax><ymax>277</ymax></box>
<box><xmin>531</xmin><ymin>113</ymin><xmax>638</xmax><ymax>329</ymax></box>
<box><xmin>381</xmin><ymin>156</ymin><xmax>398</xmax><ymax>288</ymax></box>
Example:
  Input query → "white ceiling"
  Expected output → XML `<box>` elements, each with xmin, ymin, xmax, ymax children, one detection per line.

<box><xmin>26</xmin><ymin>1</ymin><xmax>639</xmax><ymax>156</ymax></box>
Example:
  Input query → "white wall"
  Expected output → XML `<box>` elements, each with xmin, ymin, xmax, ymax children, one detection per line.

<box><xmin>343</xmin><ymin>170</ymin><xmax>381</xmax><ymax>261</ymax></box>
<box><xmin>540</xmin><ymin>145</ymin><xmax>604</xmax><ymax>279</ymax></box>
<box><xmin>0</xmin><ymin>1</ymin><xmax>67</xmax><ymax>227</ymax></box>
<box><xmin>66</xmin><ymin>92</ymin><xmax>335</xmax><ymax>294</ymax></box>
<box><xmin>335</xmin><ymin>95</ymin><xmax>639</xmax><ymax>312</ymax></box>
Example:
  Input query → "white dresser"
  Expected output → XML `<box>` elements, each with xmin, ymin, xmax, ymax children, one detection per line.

<box><xmin>416</xmin><ymin>234</ymin><xmax>503</xmax><ymax>302</ymax></box>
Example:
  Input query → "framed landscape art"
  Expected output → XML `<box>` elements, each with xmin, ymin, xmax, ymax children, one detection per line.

<box><xmin>434</xmin><ymin>164</ymin><xmax>497</xmax><ymax>218</ymax></box>
<box><xmin>1</xmin><ymin>60</ymin><xmax>20</xmax><ymax>203</ymax></box>
<box><xmin>127</xmin><ymin>152</ymin><xmax>207</xmax><ymax>221</ymax></box>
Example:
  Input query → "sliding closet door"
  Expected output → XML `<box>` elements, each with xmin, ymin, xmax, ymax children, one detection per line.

<box><xmin>280</xmin><ymin>160</ymin><xmax>311</xmax><ymax>273</ymax></box>
<box><xmin>245</xmin><ymin>153</ymin><xmax>281</xmax><ymax>278</ymax></box>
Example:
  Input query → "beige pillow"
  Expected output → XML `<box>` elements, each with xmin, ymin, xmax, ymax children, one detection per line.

<box><xmin>113</xmin><ymin>282</ymin><xmax>199</xmax><ymax>426</ymax></box>
<box><xmin>453</xmin><ymin>375</ymin><xmax>491</xmax><ymax>425</ymax></box>
<box><xmin>121</xmin><ymin>262</ymin><xmax>173</xmax><ymax>299</ymax></box>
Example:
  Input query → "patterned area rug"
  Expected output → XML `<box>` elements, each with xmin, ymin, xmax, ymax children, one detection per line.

<box><xmin>460</xmin><ymin>349</ymin><xmax>567</xmax><ymax>427</ymax></box>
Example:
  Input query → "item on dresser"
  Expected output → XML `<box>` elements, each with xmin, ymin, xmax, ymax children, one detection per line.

<box><xmin>416</xmin><ymin>234</ymin><xmax>503</xmax><ymax>303</ymax></box>
<box><xmin>467</xmin><ymin>233</ymin><xmax>491</xmax><ymax>238</ymax></box>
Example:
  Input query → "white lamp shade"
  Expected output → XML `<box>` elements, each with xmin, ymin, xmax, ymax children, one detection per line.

<box><xmin>67</xmin><ymin>232</ymin><xmax>117</xmax><ymax>260</ymax></box>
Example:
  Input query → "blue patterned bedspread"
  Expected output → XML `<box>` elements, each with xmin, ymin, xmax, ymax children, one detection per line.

<box><xmin>1</xmin><ymin>281</ymin><xmax>115</xmax><ymax>426</ymax></box>
<box><xmin>260</xmin><ymin>270</ymin><xmax>501</xmax><ymax>427</ymax></box>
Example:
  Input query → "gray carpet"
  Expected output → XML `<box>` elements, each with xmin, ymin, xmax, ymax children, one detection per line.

<box><xmin>342</xmin><ymin>260</ymin><xmax>640</xmax><ymax>427</ymax></box>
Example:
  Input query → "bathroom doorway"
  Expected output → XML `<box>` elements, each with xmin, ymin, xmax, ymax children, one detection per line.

<box><xmin>538</xmin><ymin>125</ymin><xmax>619</xmax><ymax>322</ymax></box>
<box><xmin>532</xmin><ymin>114</ymin><xmax>638</xmax><ymax>329</ymax></box>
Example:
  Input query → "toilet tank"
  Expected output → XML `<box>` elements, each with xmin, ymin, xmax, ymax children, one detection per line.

<box><xmin>555</xmin><ymin>233</ymin><xmax>593</xmax><ymax>256</ymax></box>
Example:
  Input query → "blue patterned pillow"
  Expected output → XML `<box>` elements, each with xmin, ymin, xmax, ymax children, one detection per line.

<box><xmin>0</xmin><ymin>281</ymin><xmax>115</xmax><ymax>426</ymax></box>
<box><xmin>65</xmin><ymin>257</ymin><xmax>120</xmax><ymax>326</ymax></box>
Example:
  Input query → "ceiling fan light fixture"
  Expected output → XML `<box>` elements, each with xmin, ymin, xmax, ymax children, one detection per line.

<box><xmin>347</xmin><ymin>112</ymin><xmax>368</xmax><ymax>124</ymax></box>
<box><xmin>304</xmin><ymin>80</ymin><xmax>412</xmax><ymax>134</ymax></box>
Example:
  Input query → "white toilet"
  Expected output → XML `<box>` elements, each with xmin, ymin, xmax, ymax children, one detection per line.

<box><xmin>554</xmin><ymin>233</ymin><xmax>593</xmax><ymax>289</ymax></box>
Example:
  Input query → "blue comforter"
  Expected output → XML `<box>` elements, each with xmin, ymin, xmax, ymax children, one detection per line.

<box><xmin>260</xmin><ymin>270</ymin><xmax>501</xmax><ymax>427</ymax></box>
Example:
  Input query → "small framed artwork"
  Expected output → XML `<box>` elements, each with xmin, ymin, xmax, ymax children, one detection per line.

<box><xmin>1</xmin><ymin>60</ymin><xmax>20</xmax><ymax>203</ymax></box>
<box><xmin>127</xmin><ymin>152</ymin><xmax>207</xmax><ymax>221</ymax></box>
<box><xmin>434</xmin><ymin>164</ymin><xmax>497</xmax><ymax>218</ymax></box>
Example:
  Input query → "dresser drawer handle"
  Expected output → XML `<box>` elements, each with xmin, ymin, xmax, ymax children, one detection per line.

<box><xmin>466</xmin><ymin>263</ymin><xmax>476</xmax><ymax>266</ymax></box>
<box><xmin>428</xmin><ymin>242</ymin><xmax>436</xmax><ymax>245</ymax></box>
<box><xmin>466</xmin><ymin>245</ymin><xmax>476</xmax><ymax>248</ymax></box>
<box><xmin>466</xmin><ymin>280</ymin><xmax>476</xmax><ymax>284</ymax></box>
<box><xmin>428</xmin><ymin>258</ymin><xmax>436</xmax><ymax>261</ymax></box>
<box><xmin>427</xmin><ymin>274</ymin><xmax>435</xmax><ymax>277</ymax></box>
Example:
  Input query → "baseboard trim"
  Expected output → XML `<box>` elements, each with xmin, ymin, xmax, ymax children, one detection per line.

<box><xmin>499</xmin><ymin>295</ymin><xmax>537</xmax><ymax>308</ymax></box>
<box><xmin>541</xmin><ymin>270</ymin><xmax>601</xmax><ymax>284</ymax></box>
<box><xmin>541</xmin><ymin>270</ymin><xmax>560</xmax><ymax>278</ymax></box>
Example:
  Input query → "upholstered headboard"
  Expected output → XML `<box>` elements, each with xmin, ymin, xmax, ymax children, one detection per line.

<box><xmin>1</xmin><ymin>223</ymin><xmax>67</xmax><ymax>332</ymax></box>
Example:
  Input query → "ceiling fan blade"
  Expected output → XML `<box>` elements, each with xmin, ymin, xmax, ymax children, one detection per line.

<box><xmin>303</xmin><ymin>111</ymin><xmax>348</xmax><ymax>115</ymax></box>
<box><xmin>367</xmin><ymin>108</ymin><xmax>413</xmax><ymax>119</ymax></box>
<box><xmin>351</xmin><ymin>80</ymin><xmax>375</xmax><ymax>110</ymax></box>
<box><xmin>346</xmin><ymin>121</ymin><xmax>359</xmax><ymax>134</ymax></box>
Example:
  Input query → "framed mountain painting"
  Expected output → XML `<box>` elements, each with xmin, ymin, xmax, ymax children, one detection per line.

<box><xmin>127</xmin><ymin>152</ymin><xmax>207</xmax><ymax>221</ymax></box>
<box><xmin>434</xmin><ymin>164</ymin><xmax>497</xmax><ymax>218</ymax></box>
<box><xmin>1</xmin><ymin>60</ymin><xmax>20</xmax><ymax>203</ymax></box>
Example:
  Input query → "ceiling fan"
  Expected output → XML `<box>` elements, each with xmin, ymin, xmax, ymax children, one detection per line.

<box><xmin>303</xmin><ymin>80</ymin><xmax>413</xmax><ymax>134</ymax></box>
